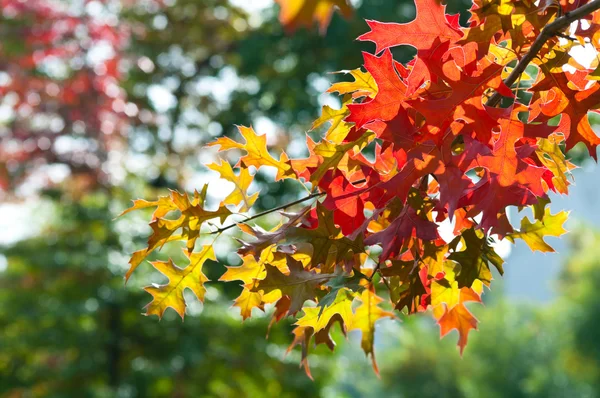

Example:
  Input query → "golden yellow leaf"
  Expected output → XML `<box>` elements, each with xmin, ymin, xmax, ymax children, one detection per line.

<box><xmin>536</xmin><ymin>137</ymin><xmax>575</xmax><ymax>195</ymax></box>
<box><xmin>310</xmin><ymin>131</ymin><xmax>373</xmax><ymax>183</ymax></box>
<box><xmin>144</xmin><ymin>245</ymin><xmax>215</xmax><ymax>319</ymax></box>
<box><xmin>295</xmin><ymin>289</ymin><xmax>353</xmax><ymax>333</ymax></box>
<box><xmin>119</xmin><ymin>196</ymin><xmax>177</xmax><ymax>220</ymax></box>
<box><xmin>350</xmin><ymin>289</ymin><xmax>394</xmax><ymax>373</ymax></box>
<box><xmin>327</xmin><ymin>68</ymin><xmax>378</xmax><ymax>99</ymax></box>
<box><xmin>275</xmin><ymin>0</ymin><xmax>352</xmax><ymax>34</ymax></box>
<box><xmin>232</xmin><ymin>289</ymin><xmax>264</xmax><ymax>320</ymax></box>
<box><xmin>121</xmin><ymin>188</ymin><xmax>229</xmax><ymax>282</ymax></box>
<box><xmin>311</xmin><ymin>105</ymin><xmax>352</xmax><ymax>144</ymax></box>
<box><xmin>207</xmin><ymin>160</ymin><xmax>258</xmax><ymax>211</ymax></box>
<box><xmin>431</xmin><ymin>261</ymin><xmax>461</xmax><ymax>310</ymax></box>
<box><xmin>507</xmin><ymin>207</ymin><xmax>569</xmax><ymax>252</ymax></box>
<box><xmin>207</xmin><ymin>125</ymin><xmax>295</xmax><ymax>181</ymax></box>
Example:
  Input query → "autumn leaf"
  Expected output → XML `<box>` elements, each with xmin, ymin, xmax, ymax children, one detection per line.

<box><xmin>318</xmin><ymin>267</ymin><xmax>365</xmax><ymax>310</ymax></box>
<box><xmin>275</xmin><ymin>0</ymin><xmax>352</xmax><ymax>34</ymax></box>
<box><xmin>251</xmin><ymin>256</ymin><xmax>335</xmax><ymax>315</ymax></box>
<box><xmin>536</xmin><ymin>137</ymin><xmax>576</xmax><ymax>195</ymax></box>
<box><xmin>311</xmin><ymin>104</ymin><xmax>353</xmax><ymax>144</ymax></box>
<box><xmin>309</xmin><ymin>131</ymin><xmax>373</xmax><ymax>184</ymax></box>
<box><xmin>231</xmin><ymin>289</ymin><xmax>265</xmax><ymax>321</ymax></box>
<box><xmin>295</xmin><ymin>289</ymin><xmax>354</xmax><ymax>333</ymax></box>
<box><xmin>346</xmin><ymin>50</ymin><xmax>409</xmax><ymax>130</ymax></box>
<box><xmin>532</xmin><ymin>71</ymin><xmax>600</xmax><ymax>159</ymax></box>
<box><xmin>464</xmin><ymin>107</ymin><xmax>548</xmax><ymax>232</ymax></box>
<box><xmin>430</xmin><ymin>261</ymin><xmax>462</xmax><ymax>310</ymax></box>
<box><xmin>365</xmin><ymin>190</ymin><xmax>440</xmax><ymax>260</ymax></box>
<box><xmin>118</xmin><ymin>195</ymin><xmax>178</xmax><ymax>220</ymax></box>
<box><xmin>327</xmin><ymin>68</ymin><xmax>378</xmax><ymax>99</ymax></box>
<box><xmin>207</xmin><ymin>125</ymin><xmax>295</xmax><ymax>181</ymax></box>
<box><xmin>219</xmin><ymin>245</ymin><xmax>285</xmax><ymax>319</ymax></box>
<box><xmin>434</xmin><ymin>289</ymin><xmax>481</xmax><ymax>355</ymax></box>
<box><xmin>507</xmin><ymin>207</ymin><xmax>569</xmax><ymax>252</ymax></box>
<box><xmin>144</xmin><ymin>245</ymin><xmax>215</xmax><ymax>319</ymax></box>
<box><xmin>448</xmin><ymin>228</ymin><xmax>504</xmax><ymax>288</ymax></box>
<box><xmin>207</xmin><ymin>160</ymin><xmax>259</xmax><ymax>212</ymax></box>
<box><xmin>358</xmin><ymin>0</ymin><xmax>462</xmax><ymax>54</ymax></box>
<box><xmin>350</xmin><ymin>289</ymin><xmax>395</xmax><ymax>373</ymax></box>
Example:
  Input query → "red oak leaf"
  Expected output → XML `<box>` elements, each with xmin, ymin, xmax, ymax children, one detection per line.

<box><xmin>365</xmin><ymin>198</ymin><xmax>440</xmax><ymax>260</ymax></box>
<box><xmin>358</xmin><ymin>0</ymin><xmax>462</xmax><ymax>54</ymax></box>
<box><xmin>346</xmin><ymin>50</ymin><xmax>409</xmax><ymax>130</ymax></box>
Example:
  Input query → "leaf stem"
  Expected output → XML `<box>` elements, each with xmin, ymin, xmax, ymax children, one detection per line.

<box><xmin>377</xmin><ymin>270</ymin><xmax>392</xmax><ymax>293</ymax></box>
<box><xmin>487</xmin><ymin>0</ymin><xmax>600</xmax><ymax>107</ymax></box>
<box><xmin>210</xmin><ymin>191</ymin><xmax>325</xmax><ymax>234</ymax></box>
<box><xmin>367</xmin><ymin>261</ymin><xmax>383</xmax><ymax>282</ymax></box>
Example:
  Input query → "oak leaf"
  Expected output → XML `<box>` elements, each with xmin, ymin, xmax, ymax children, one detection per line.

<box><xmin>144</xmin><ymin>245</ymin><xmax>215</xmax><ymax>319</ymax></box>
<box><xmin>207</xmin><ymin>160</ymin><xmax>259</xmax><ymax>212</ymax></box>
<box><xmin>251</xmin><ymin>256</ymin><xmax>335</xmax><ymax>315</ymax></box>
<box><xmin>358</xmin><ymin>0</ymin><xmax>462</xmax><ymax>54</ymax></box>
<box><xmin>295</xmin><ymin>289</ymin><xmax>354</xmax><ymax>333</ymax></box>
<box><xmin>507</xmin><ymin>207</ymin><xmax>569</xmax><ymax>252</ymax></box>
<box><xmin>275</xmin><ymin>0</ymin><xmax>352</xmax><ymax>34</ymax></box>
<box><xmin>207</xmin><ymin>125</ymin><xmax>295</xmax><ymax>180</ymax></box>
<box><xmin>350</xmin><ymin>289</ymin><xmax>395</xmax><ymax>373</ymax></box>
<box><xmin>327</xmin><ymin>68</ymin><xmax>378</xmax><ymax>99</ymax></box>
<box><xmin>434</xmin><ymin>287</ymin><xmax>482</xmax><ymax>354</ymax></box>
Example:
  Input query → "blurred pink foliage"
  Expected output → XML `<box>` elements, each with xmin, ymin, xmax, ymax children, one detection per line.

<box><xmin>0</xmin><ymin>0</ymin><xmax>160</xmax><ymax>196</ymax></box>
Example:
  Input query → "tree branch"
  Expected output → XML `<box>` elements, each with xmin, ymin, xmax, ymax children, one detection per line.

<box><xmin>211</xmin><ymin>191</ymin><xmax>325</xmax><ymax>234</ymax></box>
<box><xmin>487</xmin><ymin>0</ymin><xmax>600</xmax><ymax>107</ymax></box>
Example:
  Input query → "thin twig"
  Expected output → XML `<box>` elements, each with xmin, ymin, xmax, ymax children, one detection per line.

<box><xmin>367</xmin><ymin>261</ymin><xmax>383</xmax><ymax>282</ymax></box>
<box><xmin>487</xmin><ymin>0</ymin><xmax>600</xmax><ymax>107</ymax></box>
<box><xmin>210</xmin><ymin>191</ymin><xmax>325</xmax><ymax>234</ymax></box>
<box><xmin>556</xmin><ymin>32</ymin><xmax>578</xmax><ymax>41</ymax></box>
<box><xmin>377</xmin><ymin>270</ymin><xmax>392</xmax><ymax>292</ymax></box>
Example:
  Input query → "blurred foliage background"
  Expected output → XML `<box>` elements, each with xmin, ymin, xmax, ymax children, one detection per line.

<box><xmin>1</xmin><ymin>0</ymin><xmax>599</xmax><ymax>397</ymax></box>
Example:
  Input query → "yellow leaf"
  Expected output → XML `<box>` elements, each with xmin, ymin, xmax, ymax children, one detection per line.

<box><xmin>311</xmin><ymin>105</ymin><xmax>352</xmax><ymax>144</ymax></box>
<box><xmin>350</xmin><ymin>289</ymin><xmax>394</xmax><ymax>373</ymax></box>
<box><xmin>125</xmin><ymin>233</ymin><xmax>184</xmax><ymax>282</ymax></box>
<box><xmin>146</xmin><ymin>192</ymin><xmax>231</xmax><ymax>255</ymax></box>
<box><xmin>207</xmin><ymin>125</ymin><xmax>295</xmax><ymax>181</ymax></box>
<box><xmin>122</xmin><ymin>188</ymin><xmax>230</xmax><ymax>281</ymax></box>
<box><xmin>119</xmin><ymin>196</ymin><xmax>177</xmax><ymax>220</ymax></box>
<box><xmin>207</xmin><ymin>160</ymin><xmax>258</xmax><ymax>211</ymax></box>
<box><xmin>536</xmin><ymin>137</ymin><xmax>575</xmax><ymax>195</ymax></box>
<box><xmin>295</xmin><ymin>289</ymin><xmax>353</xmax><ymax>333</ymax></box>
<box><xmin>431</xmin><ymin>261</ymin><xmax>461</xmax><ymax>310</ymax></box>
<box><xmin>220</xmin><ymin>245</ymin><xmax>287</xmax><ymax>320</ymax></box>
<box><xmin>489</xmin><ymin>43</ymin><xmax>517</xmax><ymax>66</ymax></box>
<box><xmin>219</xmin><ymin>245</ymin><xmax>284</xmax><ymax>285</ymax></box>
<box><xmin>232</xmin><ymin>289</ymin><xmax>264</xmax><ymax>321</ymax></box>
<box><xmin>327</xmin><ymin>68</ymin><xmax>378</xmax><ymax>99</ymax></box>
<box><xmin>144</xmin><ymin>245</ymin><xmax>215</xmax><ymax>319</ymax></box>
<box><xmin>507</xmin><ymin>207</ymin><xmax>569</xmax><ymax>252</ymax></box>
<box><xmin>275</xmin><ymin>0</ymin><xmax>352</xmax><ymax>34</ymax></box>
<box><xmin>310</xmin><ymin>131</ymin><xmax>373</xmax><ymax>183</ymax></box>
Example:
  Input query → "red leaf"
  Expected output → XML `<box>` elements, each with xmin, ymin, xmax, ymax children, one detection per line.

<box><xmin>358</xmin><ymin>0</ymin><xmax>462</xmax><ymax>54</ymax></box>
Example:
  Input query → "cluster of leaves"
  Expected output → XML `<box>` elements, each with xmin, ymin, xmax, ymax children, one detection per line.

<box><xmin>124</xmin><ymin>0</ymin><xmax>600</xmax><ymax>374</ymax></box>
<box><xmin>0</xmin><ymin>0</ymin><xmax>350</xmax><ymax>197</ymax></box>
